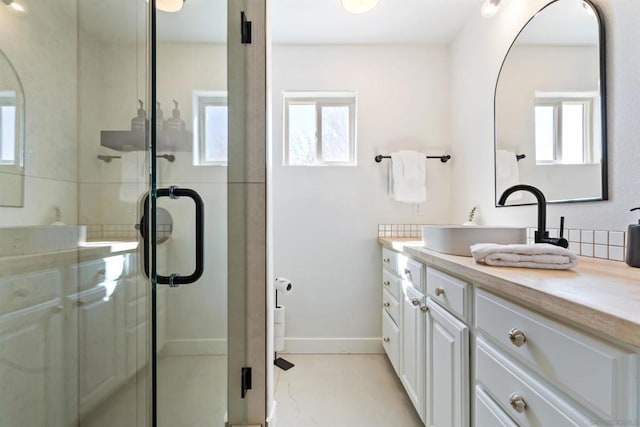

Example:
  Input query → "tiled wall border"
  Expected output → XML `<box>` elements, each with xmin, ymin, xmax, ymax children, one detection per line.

<box><xmin>378</xmin><ymin>224</ymin><xmax>628</xmax><ymax>263</ymax></box>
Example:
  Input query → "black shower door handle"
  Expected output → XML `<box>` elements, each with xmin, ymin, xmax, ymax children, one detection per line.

<box><xmin>141</xmin><ymin>186</ymin><xmax>204</xmax><ymax>286</ymax></box>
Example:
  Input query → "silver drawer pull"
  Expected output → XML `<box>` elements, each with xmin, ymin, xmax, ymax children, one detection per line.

<box><xmin>383</xmin><ymin>337</ymin><xmax>390</xmax><ymax>343</ymax></box>
<box><xmin>509</xmin><ymin>393</ymin><xmax>527</xmax><ymax>413</ymax></box>
<box><xmin>383</xmin><ymin>281</ymin><xmax>390</xmax><ymax>286</ymax></box>
<box><xmin>420</xmin><ymin>305</ymin><xmax>429</xmax><ymax>313</ymax></box>
<box><xmin>508</xmin><ymin>328</ymin><xmax>527</xmax><ymax>347</ymax></box>
<box><xmin>383</xmin><ymin>302</ymin><xmax>390</xmax><ymax>308</ymax></box>
<box><xmin>411</xmin><ymin>298</ymin><xmax>420</xmax><ymax>306</ymax></box>
<box><xmin>435</xmin><ymin>287</ymin><xmax>445</xmax><ymax>297</ymax></box>
<box><xmin>383</xmin><ymin>258</ymin><xmax>390</xmax><ymax>263</ymax></box>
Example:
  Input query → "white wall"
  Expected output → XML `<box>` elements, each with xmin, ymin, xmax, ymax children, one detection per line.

<box><xmin>272</xmin><ymin>45</ymin><xmax>451</xmax><ymax>351</ymax></box>
<box><xmin>450</xmin><ymin>0</ymin><xmax>640</xmax><ymax>231</ymax></box>
<box><xmin>0</xmin><ymin>2</ymin><xmax>78</xmax><ymax>226</ymax></box>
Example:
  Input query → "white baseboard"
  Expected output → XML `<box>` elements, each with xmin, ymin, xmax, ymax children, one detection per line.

<box><xmin>162</xmin><ymin>339</ymin><xmax>227</xmax><ymax>356</ymax></box>
<box><xmin>281</xmin><ymin>338</ymin><xmax>383</xmax><ymax>354</ymax></box>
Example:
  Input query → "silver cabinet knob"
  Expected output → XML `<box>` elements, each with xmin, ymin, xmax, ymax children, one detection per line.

<box><xmin>508</xmin><ymin>328</ymin><xmax>527</xmax><ymax>347</ymax></box>
<box><xmin>383</xmin><ymin>258</ymin><xmax>390</xmax><ymax>264</ymax></box>
<box><xmin>383</xmin><ymin>302</ymin><xmax>390</xmax><ymax>308</ymax></box>
<box><xmin>411</xmin><ymin>298</ymin><xmax>420</xmax><ymax>306</ymax></box>
<box><xmin>404</xmin><ymin>268</ymin><xmax>411</xmax><ymax>276</ymax></box>
<box><xmin>383</xmin><ymin>337</ymin><xmax>390</xmax><ymax>343</ymax></box>
<box><xmin>383</xmin><ymin>281</ymin><xmax>390</xmax><ymax>287</ymax></box>
<box><xmin>420</xmin><ymin>305</ymin><xmax>429</xmax><ymax>313</ymax></box>
<box><xmin>435</xmin><ymin>287</ymin><xmax>445</xmax><ymax>297</ymax></box>
<box><xmin>509</xmin><ymin>393</ymin><xmax>527</xmax><ymax>413</ymax></box>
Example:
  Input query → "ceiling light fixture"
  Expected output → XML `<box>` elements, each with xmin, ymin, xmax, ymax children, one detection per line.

<box><xmin>481</xmin><ymin>0</ymin><xmax>501</xmax><ymax>18</ymax></box>
<box><xmin>341</xmin><ymin>0</ymin><xmax>379</xmax><ymax>14</ymax></box>
<box><xmin>1</xmin><ymin>0</ymin><xmax>28</xmax><ymax>14</ymax></box>
<box><xmin>145</xmin><ymin>0</ymin><xmax>185</xmax><ymax>13</ymax></box>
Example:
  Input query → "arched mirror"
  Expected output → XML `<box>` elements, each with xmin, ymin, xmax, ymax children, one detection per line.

<box><xmin>0</xmin><ymin>48</ymin><xmax>25</xmax><ymax>207</ymax></box>
<box><xmin>494</xmin><ymin>0</ymin><xmax>607</xmax><ymax>206</ymax></box>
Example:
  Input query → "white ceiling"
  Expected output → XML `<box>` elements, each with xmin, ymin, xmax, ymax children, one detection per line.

<box><xmin>517</xmin><ymin>0</ymin><xmax>599</xmax><ymax>46</ymax></box>
<box><xmin>79</xmin><ymin>0</ymin><xmax>484</xmax><ymax>45</ymax></box>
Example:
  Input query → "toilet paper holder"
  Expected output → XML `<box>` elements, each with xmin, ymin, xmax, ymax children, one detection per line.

<box><xmin>274</xmin><ymin>277</ymin><xmax>294</xmax><ymax>371</ymax></box>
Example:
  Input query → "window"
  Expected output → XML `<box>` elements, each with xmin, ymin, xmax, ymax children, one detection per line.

<box><xmin>193</xmin><ymin>91</ymin><xmax>227</xmax><ymax>165</ymax></box>
<box><xmin>534</xmin><ymin>93</ymin><xmax>598</xmax><ymax>165</ymax></box>
<box><xmin>284</xmin><ymin>92</ymin><xmax>356</xmax><ymax>166</ymax></box>
<box><xmin>0</xmin><ymin>91</ymin><xmax>17</xmax><ymax>165</ymax></box>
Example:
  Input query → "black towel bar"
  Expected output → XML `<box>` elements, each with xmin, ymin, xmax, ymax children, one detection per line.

<box><xmin>375</xmin><ymin>154</ymin><xmax>451</xmax><ymax>163</ymax></box>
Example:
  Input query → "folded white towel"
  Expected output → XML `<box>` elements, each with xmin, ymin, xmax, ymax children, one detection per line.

<box><xmin>470</xmin><ymin>243</ymin><xmax>577</xmax><ymax>270</ymax></box>
<box><xmin>389</xmin><ymin>150</ymin><xmax>426</xmax><ymax>203</ymax></box>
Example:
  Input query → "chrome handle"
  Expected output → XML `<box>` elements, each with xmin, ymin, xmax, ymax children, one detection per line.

<box><xmin>509</xmin><ymin>393</ymin><xmax>527</xmax><ymax>413</ymax></box>
<box><xmin>383</xmin><ymin>258</ymin><xmax>390</xmax><ymax>264</ymax></box>
<box><xmin>411</xmin><ymin>298</ymin><xmax>420</xmax><ymax>306</ymax></box>
<box><xmin>383</xmin><ymin>302</ymin><xmax>390</xmax><ymax>308</ymax></box>
<box><xmin>383</xmin><ymin>337</ymin><xmax>390</xmax><ymax>343</ymax></box>
<box><xmin>420</xmin><ymin>305</ymin><xmax>429</xmax><ymax>313</ymax></box>
<box><xmin>435</xmin><ymin>287</ymin><xmax>445</xmax><ymax>297</ymax></box>
<box><xmin>508</xmin><ymin>328</ymin><xmax>527</xmax><ymax>347</ymax></box>
<box><xmin>383</xmin><ymin>281</ymin><xmax>390</xmax><ymax>286</ymax></box>
<box><xmin>404</xmin><ymin>268</ymin><xmax>411</xmax><ymax>276</ymax></box>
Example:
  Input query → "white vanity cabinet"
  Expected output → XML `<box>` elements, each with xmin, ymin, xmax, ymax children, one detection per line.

<box><xmin>424</xmin><ymin>267</ymin><xmax>470</xmax><ymax>427</ymax></box>
<box><xmin>475</xmin><ymin>289</ymin><xmax>638</xmax><ymax>426</ymax></box>
<box><xmin>0</xmin><ymin>269</ymin><xmax>65</xmax><ymax>427</ymax></box>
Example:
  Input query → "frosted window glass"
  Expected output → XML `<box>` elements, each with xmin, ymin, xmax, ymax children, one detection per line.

<box><xmin>288</xmin><ymin>104</ymin><xmax>317</xmax><ymax>165</ymax></box>
<box><xmin>535</xmin><ymin>106</ymin><xmax>554</xmax><ymax>163</ymax></box>
<box><xmin>204</xmin><ymin>105</ymin><xmax>228</xmax><ymax>163</ymax></box>
<box><xmin>561</xmin><ymin>104</ymin><xmax>584</xmax><ymax>164</ymax></box>
<box><xmin>321</xmin><ymin>106</ymin><xmax>349</xmax><ymax>162</ymax></box>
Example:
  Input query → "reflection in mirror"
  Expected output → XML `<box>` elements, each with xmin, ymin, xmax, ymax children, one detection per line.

<box><xmin>495</xmin><ymin>0</ymin><xmax>607</xmax><ymax>206</ymax></box>
<box><xmin>0</xmin><ymin>48</ymin><xmax>25</xmax><ymax>207</ymax></box>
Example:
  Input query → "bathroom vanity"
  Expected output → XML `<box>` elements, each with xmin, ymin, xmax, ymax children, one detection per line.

<box><xmin>0</xmin><ymin>241</ymin><xmax>165</xmax><ymax>426</ymax></box>
<box><xmin>379</xmin><ymin>238</ymin><xmax>639</xmax><ymax>427</ymax></box>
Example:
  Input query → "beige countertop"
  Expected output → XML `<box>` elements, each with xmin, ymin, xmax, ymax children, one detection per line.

<box><xmin>379</xmin><ymin>237</ymin><xmax>640</xmax><ymax>348</ymax></box>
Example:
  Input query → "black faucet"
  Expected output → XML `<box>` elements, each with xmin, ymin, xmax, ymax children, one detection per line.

<box><xmin>498</xmin><ymin>184</ymin><xmax>569</xmax><ymax>248</ymax></box>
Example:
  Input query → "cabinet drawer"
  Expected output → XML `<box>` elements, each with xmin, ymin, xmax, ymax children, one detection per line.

<box><xmin>382</xmin><ymin>248</ymin><xmax>397</xmax><ymax>273</ymax></box>
<box><xmin>476</xmin><ymin>338</ymin><xmax>592</xmax><ymax>427</ymax></box>
<box><xmin>382</xmin><ymin>269</ymin><xmax>401</xmax><ymax>301</ymax></box>
<box><xmin>382</xmin><ymin>289</ymin><xmax>400</xmax><ymax>325</ymax></box>
<box><xmin>382</xmin><ymin>310</ymin><xmax>400</xmax><ymax>375</ymax></box>
<box><xmin>476</xmin><ymin>289</ymin><xmax>637</xmax><ymax>419</ymax></box>
<box><xmin>398</xmin><ymin>256</ymin><xmax>424</xmax><ymax>292</ymax></box>
<box><xmin>475</xmin><ymin>386</ymin><xmax>518</xmax><ymax>427</ymax></box>
<box><xmin>0</xmin><ymin>269</ymin><xmax>62</xmax><ymax>315</ymax></box>
<box><xmin>75</xmin><ymin>256</ymin><xmax>126</xmax><ymax>292</ymax></box>
<box><xmin>426</xmin><ymin>267</ymin><xmax>470</xmax><ymax>321</ymax></box>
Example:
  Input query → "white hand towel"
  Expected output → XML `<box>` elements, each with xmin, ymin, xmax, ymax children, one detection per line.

<box><xmin>496</xmin><ymin>150</ymin><xmax>521</xmax><ymax>201</ymax></box>
<box><xmin>470</xmin><ymin>243</ymin><xmax>577</xmax><ymax>270</ymax></box>
<box><xmin>389</xmin><ymin>150</ymin><xmax>426</xmax><ymax>203</ymax></box>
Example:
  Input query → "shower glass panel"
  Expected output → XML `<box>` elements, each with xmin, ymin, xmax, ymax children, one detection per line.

<box><xmin>153</xmin><ymin>1</ymin><xmax>229</xmax><ymax>426</ymax></box>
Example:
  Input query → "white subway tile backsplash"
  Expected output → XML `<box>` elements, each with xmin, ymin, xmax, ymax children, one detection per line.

<box><xmin>581</xmin><ymin>230</ymin><xmax>594</xmax><ymax>244</ymax></box>
<box><xmin>594</xmin><ymin>244</ymin><xmax>608</xmax><ymax>259</ymax></box>
<box><xmin>581</xmin><ymin>243</ymin><xmax>594</xmax><ymax>257</ymax></box>
<box><xmin>594</xmin><ymin>230</ymin><xmax>608</xmax><ymax>245</ymax></box>
<box><xmin>609</xmin><ymin>231</ymin><xmax>625</xmax><ymax>247</ymax></box>
<box><xmin>376</xmin><ymin>224</ymin><xmax>628</xmax><ymax>262</ymax></box>
<box><xmin>609</xmin><ymin>246</ymin><xmax>625</xmax><ymax>261</ymax></box>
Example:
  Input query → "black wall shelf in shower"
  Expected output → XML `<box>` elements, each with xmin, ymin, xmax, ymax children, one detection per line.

<box><xmin>100</xmin><ymin>130</ymin><xmax>193</xmax><ymax>152</ymax></box>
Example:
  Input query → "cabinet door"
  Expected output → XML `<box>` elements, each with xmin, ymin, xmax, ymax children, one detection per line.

<box><xmin>426</xmin><ymin>298</ymin><xmax>469</xmax><ymax>427</ymax></box>
<box><xmin>70</xmin><ymin>281</ymin><xmax>126</xmax><ymax>414</ymax></box>
<box><xmin>0</xmin><ymin>300</ymin><xmax>64</xmax><ymax>427</ymax></box>
<box><xmin>401</xmin><ymin>284</ymin><xmax>425</xmax><ymax>421</ymax></box>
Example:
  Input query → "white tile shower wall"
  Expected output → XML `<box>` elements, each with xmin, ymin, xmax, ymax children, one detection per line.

<box><xmin>377</xmin><ymin>224</ymin><xmax>628</xmax><ymax>263</ymax></box>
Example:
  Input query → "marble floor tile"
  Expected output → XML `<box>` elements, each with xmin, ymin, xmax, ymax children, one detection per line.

<box><xmin>275</xmin><ymin>354</ymin><xmax>423</xmax><ymax>427</ymax></box>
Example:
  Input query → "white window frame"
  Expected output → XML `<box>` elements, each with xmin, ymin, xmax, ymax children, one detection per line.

<box><xmin>283</xmin><ymin>91</ymin><xmax>357</xmax><ymax>166</ymax></box>
<box><xmin>534</xmin><ymin>92</ymin><xmax>596</xmax><ymax>165</ymax></box>
<box><xmin>192</xmin><ymin>90</ymin><xmax>228</xmax><ymax>166</ymax></box>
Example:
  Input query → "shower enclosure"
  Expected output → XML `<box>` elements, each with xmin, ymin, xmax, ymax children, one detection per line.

<box><xmin>0</xmin><ymin>0</ymin><xmax>267</xmax><ymax>425</ymax></box>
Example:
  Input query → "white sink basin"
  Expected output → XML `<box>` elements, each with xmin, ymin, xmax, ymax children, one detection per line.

<box><xmin>422</xmin><ymin>225</ymin><xmax>527</xmax><ymax>257</ymax></box>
